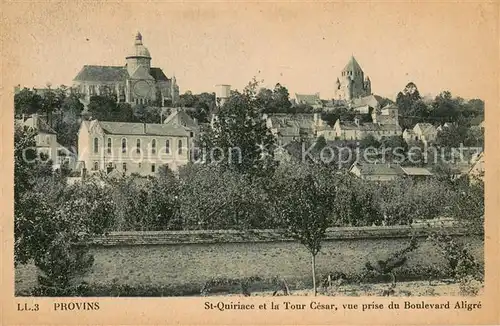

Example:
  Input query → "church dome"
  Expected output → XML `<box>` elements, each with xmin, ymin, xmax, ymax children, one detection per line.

<box><xmin>126</xmin><ymin>32</ymin><xmax>151</xmax><ymax>59</ymax></box>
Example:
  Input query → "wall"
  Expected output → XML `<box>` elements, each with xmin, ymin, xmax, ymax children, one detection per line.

<box><xmin>15</xmin><ymin>226</ymin><xmax>483</xmax><ymax>294</ymax></box>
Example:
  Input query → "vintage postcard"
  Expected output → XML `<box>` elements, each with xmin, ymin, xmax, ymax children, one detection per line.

<box><xmin>1</xmin><ymin>1</ymin><xmax>499</xmax><ymax>325</ymax></box>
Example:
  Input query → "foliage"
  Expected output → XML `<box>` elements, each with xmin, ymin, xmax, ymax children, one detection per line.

<box><xmin>178</xmin><ymin>164</ymin><xmax>274</xmax><ymax>230</ymax></box>
<box><xmin>378</xmin><ymin>177</ymin><xmax>451</xmax><ymax>225</ymax></box>
<box><xmin>177</xmin><ymin>91</ymin><xmax>216</xmax><ymax>123</ymax></box>
<box><xmin>427</xmin><ymin>229</ymin><xmax>483</xmax><ymax>283</ymax></box>
<box><xmin>15</xmin><ymin>127</ymin><xmax>115</xmax><ymax>287</ymax></box>
<box><xmin>87</xmin><ymin>95</ymin><xmax>135</xmax><ymax>122</ymax></box>
<box><xmin>197</xmin><ymin>78</ymin><xmax>277</xmax><ymax>177</ymax></box>
<box><xmin>321</xmin><ymin>107</ymin><xmax>356</xmax><ymax>126</ymax></box>
<box><xmin>108</xmin><ymin>173</ymin><xmax>180</xmax><ymax>231</ymax></box>
<box><xmin>14</xmin><ymin>88</ymin><xmax>43</xmax><ymax>116</ymax></box>
<box><xmin>331</xmin><ymin>175</ymin><xmax>384</xmax><ymax>227</ymax></box>
<box><xmin>396</xmin><ymin>83</ymin><xmax>484</xmax><ymax>130</ymax></box>
<box><xmin>256</xmin><ymin>83</ymin><xmax>293</xmax><ymax>113</ymax></box>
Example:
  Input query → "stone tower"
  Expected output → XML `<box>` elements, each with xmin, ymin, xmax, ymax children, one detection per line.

<box><xmin>335</xmin><ymin>56</ymin><xmax>371</xmax><ymax>101</ymax></box>
<box><xmin>126</xmin><ymin>32</ymin><xmax>152</xmax><ymax>76</ymax></box>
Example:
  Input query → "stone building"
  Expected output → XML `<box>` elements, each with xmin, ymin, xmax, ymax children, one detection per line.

<box><xmin>73</xmin><ymin>32</ymin><xmax>179</xmax><ymax>107</ymax></box>
<box><xmin>78</xmin><ymin>119</ymin><xmax>192</xmax><ymax>176</ymax></box>
<box><xmin>334</xmin><ymin>56</ymin><xmax>372</xmax><ymax>101</ymax></box>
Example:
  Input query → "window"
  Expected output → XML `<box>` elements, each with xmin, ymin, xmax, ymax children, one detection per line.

<box><xmin>122</xmin><ymin>163</ymin><xmax>127</xmax><ymax>171</ymax></box>
<box><xmin>122</xmin><ymin>138</ymin><xmax>127</xmax><ymax>153</ymax></box>
<box><xmin>151</xmin><ymin>164</ymin><xmax>156</xmax><ymax>173</ymax></box>
<box><xmin>190</xmin><ymin>132</ymin><xmax>194</xmax><ymax>137</ymax></box>
<box><xmin>178</xmin><ymin>139</ymin><xmax>183</xmax><ymax>154</ymax></box>
<box><xmin>151</xmin><ymin>139</ymin><xmax>156</xmax><ymax>154</ymax></box>
<box><xmin>136</xmin><ymin>139</ymin><xmax>141</xmax><ymax>153</ymax></box>
<box><xmin>93</xmin><ymin>161</ymin><xmax>99</xmax><ymax>170</ymax></box>
<box><xmin>93</xmin><ymin>137</ymin><xmax>99</xmax><ymax>153</ymax></box>
<box><xmin>138</xmin><ymin>163</ymin><xmax>142</xmax><ymax>168</ymax></box>
<box><xmin>165</xmin><ymin>139</ymin><xmax>170</xmax><ymax>154</ymax></box>
<box><xmin>107</xmin><ymin>138</ymin><xmax>112</xmax><ymax>154</ymax></box>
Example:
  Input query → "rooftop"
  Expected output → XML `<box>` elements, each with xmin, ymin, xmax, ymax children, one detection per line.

<box><xmin>95</xmin><ymin>120</ymin><xmax>190</xmax><ymax>137</ymax></box>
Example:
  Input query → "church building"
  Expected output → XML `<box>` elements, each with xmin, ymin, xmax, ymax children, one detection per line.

<box><xmin>334</xmin><ymin>56</ymin><xmax>372</xmax><ymax>101</ymax></box>
<box><xmin>73</xmin><ymin>32</ymin><xmax>179</xmax><ymax>107</ymax></box>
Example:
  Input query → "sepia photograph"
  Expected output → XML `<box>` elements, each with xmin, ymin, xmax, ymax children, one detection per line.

<box><xmin>2</xmin><ymin>1</ymin><xmax>498</xmax><ymax>325</ymax></box>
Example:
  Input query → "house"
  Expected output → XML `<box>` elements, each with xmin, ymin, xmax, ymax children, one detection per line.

<box><xmin>400</xmin><ymin>166</ymin><xmax>434</xmax><ymax>180</ymax></box>
<box><xmin>402</xmin><ymin>129</ymin><xmax>417</xmax><ymax>143</ymax></box>
<box><xmin>351</xmin><ymin>94</ymin><xmax>385</xmax><ymax>112</ymax></box>
<box><xmin>16</xmin><ymin>114</ymin><xmax>59</xmax><ymax>166</ymax></box>
<box><xmin>331</xmin><ymin>119</ymin><xmax>402</xmax><ymax>141</ymax></box>
<box><xmin>163</xmin><ymin>108</ymin><xmax>199</xmax><ymax>148</ymax></box>
<box><xmin>55</xmin><ymin>145</ymin><xmax>79</xmax><ymax>171</ymax></box>
<box><xmin>349</xmin><ymin>162</ymin><xmax>406</xmax><ymax>181</ymax></box>
<box><xmin>294</xmin><ymin>93</ymin><xmax>323</xmax><ymax>110</ymax></box>
<box><xmin>349</xmin><ymin>162</ymin><xmax>432</xmax><ymax>181</ymax></box>
<box><xmin>78</xmin><ymin>119</ymin><xmax>192</xmax><ymax>176</ymax></box>
<box><xmin>263</xmin><ymin>113</ymin><xmax>321</xmax><ymax>144</ymax></box>
<box><xmin>413</xmin><ymin>123</ymin><xmax>437</xmax><ymax>145</ymax></box>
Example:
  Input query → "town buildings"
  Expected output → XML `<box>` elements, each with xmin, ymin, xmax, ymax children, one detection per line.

<box><xmin>349</xmin><ymin>162</ymin><xmax>433</xmax><ymax>181</ymax></box>
<box><xmin>73</xmin><ymin>32</ymin><xmax>179</xmax><ymax>107</ymax></box>
<box><xmin>403</xmin><ymin>123</ymin><xmax>438</xmax><ymax>145</ymax></box>
<box><xmin>15</xmin><ymin>114</ymin><xmax>78</xmax><ymax>170</ymax></box>
<box><xmin>78</xmin><ymin>119</ymin><xmax>192</xmax><ymax>176</ymax></box>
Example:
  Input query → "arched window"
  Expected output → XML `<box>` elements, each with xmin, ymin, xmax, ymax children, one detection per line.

<box><xmin>93</xmin><ymin>161</ymin><xmax>99</xmax><ymax>170</ymax></box>
<box><xmin>93</xmin><ymin>137</ymin><xmax>99</xmax><ymax>153</ymax></box>
<box><xmin>122</xmin><ymin>138</ymin><xmax>127</xmax><ymax>153</ymax></box>
<box><xmin>178</xmin><ymin>139</ymin><xmax>183</xmax><ymax>154</ymax></box>
<box><xmin>151</xmin><ymin>139</ymin><xmax>156</xmax><ymax>154</ymax></box>
<box><xmin>107</xmin><ymin>138</ymin><xmax>112</xmax><ymax>154</ymax></box>
<box><xmin>136</xmin><ymin>139</ymin><xmax>141</xmax><ymax>153</ymax></box>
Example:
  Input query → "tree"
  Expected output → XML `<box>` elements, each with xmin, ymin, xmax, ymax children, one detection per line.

<box><xmin>272</xmin><ymin>166</ymin><xmax>337</xmax><ymax>295</ymax></box>
<box><xmin>330</xmin><ymin>175</ymin><xmax>384</xmax><ymax>227</ymax></box>
<box><xmin>14</xmin><ymin>88</ymin><xmax>43</xmax><ymax>116</ymax></box>
<box><xmin>435</xmin><ymin>123</ymin><xmax>469</xmax><ymax>148</ymax></box>
<box><xmin>178</xmin><ymin>164</ymin><xmax>274</xmax><ymax>230</ymax></box>
<box><xmin>197</xmin><ymin>78</ymin><xmax>277</xmax><ymax>178</ymax></box>
<box><xmin>33</xmin><ymin>180</ymin><xmax>114</xmax><ymax>290</ymax></box>
<box><xmin>15</xmin><ymin>126</ymin><xmax>115</xmax><ymax>290</ymax></box>
<box><xmin>272</xmin><ymin>83</ymin><xmax>292</xmax><ymax>112</ymax></box>
<box><xmin>359</xmin><ymin>134</ymin><xmax>381</xmax><ymax>149</ymax></box>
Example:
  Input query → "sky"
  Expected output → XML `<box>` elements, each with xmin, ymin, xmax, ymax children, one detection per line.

<box><xmin>2</xmin><ymin>1</ymin><xmax>498</xmax><ymax>101</ymax></box>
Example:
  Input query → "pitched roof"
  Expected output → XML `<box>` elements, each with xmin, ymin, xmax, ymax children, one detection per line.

<box><xmin>97</xmin><ymin>121</ymin><xmax>190</xmax><ymax>137</ymax></box>
<box><xmin>23</xmin><ymin>115</ymin><xmax>57</xmax><ymax>134</ymax></box>
<box><xmin>352</xmin><ymin>162</ymin><xmax>405</xmax><ymax>176</ymax></box>
<box><xmin>74</xmin><ymin>65</ymin><xmax>129</xmax><ymax>82</ymax></box>
<box><xmin>295</xmin><ymin>93</ymin><xmax>322</xmax><ymax>106</ymax></box>
<box><xmin>149</xmin><ymin>68</ymin><xmax>170</xmax><ymax>81</ymax></box>
<box><xmin>164</xmin><ymin>110</ymin><xmax>199</xmax><ymax>130</ymax></box>
<box><xmin>268</xmin><ymin>113</ymin><xmax>315</xmax><ymax>131</ymax></box>
<box><xmin>400</xmin><ymin>167</ymin><xmax>433</xmax><ymax>176</ymax></box>
<box><xmin>339</xmin><ymin>121</ymin><xmax>402</xmax><ymax>132</ymax></box>
<box><xmin>343</xmin><ymin>56</ymin><xmax>363</xmax><ymax>72</ymax></box>
<box><xmin>414</xmin><ymin>123</ymin><xmax>437</xmax><ymax>135</ymax></box>
<box><xmin>351</xmin><ymin>94</ymin><xmax>384</xmax><ymax>109</ymax></box>
<box><xmin>73</xmin><ymin>65</ymin><xmax>170</xmax><ymax>82</ymax></box>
